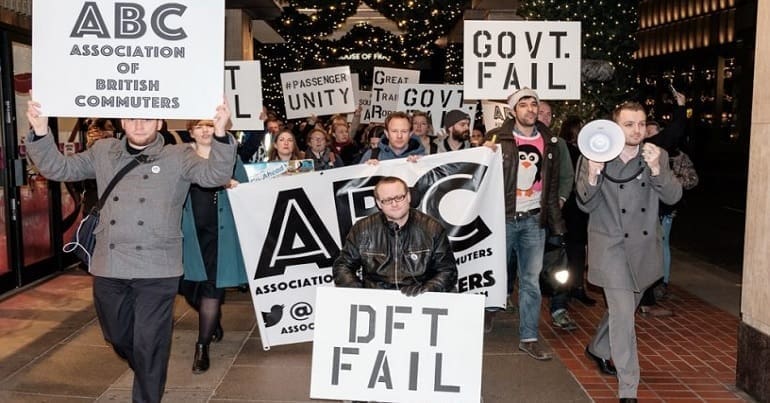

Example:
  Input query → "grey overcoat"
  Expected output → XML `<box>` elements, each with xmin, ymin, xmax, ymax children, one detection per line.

<box><xmin>575</xmin><ymin>149</ymin><xmax>682</xmax><ymax>292</ymax></box>
<box><xmin>25</xmin><ymin>132</ymin><xmax>237</xmax><ymax>279</ymax></box>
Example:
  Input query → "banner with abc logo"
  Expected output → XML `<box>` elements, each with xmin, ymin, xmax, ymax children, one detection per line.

<box><xmin>228</xmin><ymin>147</ymin><xmax>507</xmax><ymax>348</ymax></box>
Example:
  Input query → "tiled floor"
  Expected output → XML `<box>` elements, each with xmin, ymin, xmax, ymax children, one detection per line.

<box><xmin>0</xmin><ymin>247</ymin><xmax>759</xmax><ymax>402</ymax></box>
<box><xmin>542</xmin><ymin>282</ymin><xmax>750</xmax><ymax>402</ymax></box>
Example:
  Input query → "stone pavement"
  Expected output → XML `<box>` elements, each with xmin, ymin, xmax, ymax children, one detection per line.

<box><xmin>0</xmin><ymin>248</ymin><xmax>757</xmax><ymax>402</ymax></box>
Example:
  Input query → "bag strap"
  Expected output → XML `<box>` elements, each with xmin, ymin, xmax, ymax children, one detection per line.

<box><xmin>94</xmin><ymin>155</ymin><xmax>148</xmax><ymax>212</ymax></box>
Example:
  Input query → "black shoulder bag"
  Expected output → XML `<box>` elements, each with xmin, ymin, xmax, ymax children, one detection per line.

<box><xmin>63</xmin><ymin>155</ymin><xmax>147</xmax><ymax>267</ymax></box>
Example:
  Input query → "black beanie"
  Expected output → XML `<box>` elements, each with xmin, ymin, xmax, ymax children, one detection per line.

<box><xmin>444</xmin><ymin>109</ymin><xmax>471</xmax><ymax>130</ymax></box>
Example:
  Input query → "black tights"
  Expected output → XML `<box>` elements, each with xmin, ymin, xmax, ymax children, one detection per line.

<box><xmin>197</xmin><ymin>296</ymin><xmax>221</xmax><ymax>345</ymax></box>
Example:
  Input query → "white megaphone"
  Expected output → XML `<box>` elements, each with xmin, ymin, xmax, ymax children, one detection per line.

<box><xmin>577</xmin><ymin>119</ymin><xmax>625</xmax><ymax>162</ymax></box>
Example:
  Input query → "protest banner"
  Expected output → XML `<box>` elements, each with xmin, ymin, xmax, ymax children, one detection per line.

<box><xmin>463</xmin><ymin>20</ymin><xmax>581</xmax><ymax>100</ymax></box>
<box><xmin>481</xmin><ymin>100</ymin><xmax>512</xmax><ymax>131</ymax></box>
<box><xmin>228</xmin><ymin>147</ymin><xmax>507</xmax><ymax>348</ymax></box>
<box><xmin>310</xmin><ymin>287</ymin><xmax>484</xmax><ymax>403</ymax></box>
<box><xmin>225</xmin><ymin>60</ymin><xmax>263</xmax><ymax>130</ymax></box>
<box><xmin>281</xmin><ymin>66</ymin><xmax>355</xmax><ymax>120</ymax></box>
<box><xmin>32</xmin><ymin>0</ymin><xmax>224</xmax><ymax>118</ymax></box>
<box><xmin>369</xmin><ymin>67</ymin><xmax>420</xmax><ymax>123</ymax></box>
<box><xmin>396</xmin><ymin>84</ymin><xmax>477</xmax><ymax>130</ymax></box>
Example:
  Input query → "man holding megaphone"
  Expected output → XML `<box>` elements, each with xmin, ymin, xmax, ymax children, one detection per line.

<box><xmin>576</xmin><ymin>101</ymin><xmax>682</xmax><ymax>403</ymax></box>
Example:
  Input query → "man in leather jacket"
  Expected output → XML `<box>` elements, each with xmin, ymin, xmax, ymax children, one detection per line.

<box><xmin>333</xmin><ymin>176</ymin><xmax>457</xmax><ymax>296</ymax></box>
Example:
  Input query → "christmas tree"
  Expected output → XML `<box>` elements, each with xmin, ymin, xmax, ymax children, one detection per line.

<box><xmin>255</xmin><ymin>0</ymin><xmax>465</xmax><ymax>119</ymax></box>
<box><xmin>517</xmin><ymin>0</ymin><xmax>640</xmax><ymax>122</ymax></box>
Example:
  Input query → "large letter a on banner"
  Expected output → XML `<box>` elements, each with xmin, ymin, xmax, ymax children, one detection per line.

<box><xmin>256</xmin><ymin>189</ymin><xmax>340</xmax><ymax>279</ymax></box>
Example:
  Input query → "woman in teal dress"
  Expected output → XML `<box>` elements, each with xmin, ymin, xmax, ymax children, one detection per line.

<box><xmin>180</xmin><ymin>119</ymin><xmax>248</xmax><ymax>373</ymax></box>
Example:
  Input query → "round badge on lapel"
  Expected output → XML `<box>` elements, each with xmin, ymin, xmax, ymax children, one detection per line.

<box><xmin>151</xmin><ymin>165</ymin><xmax>160</xmax><ymax>174</ymax></box>
<box><xmin>410</xmin><ymin>253</ymin><xmax>418</xmax><ymax>261</ymax></box>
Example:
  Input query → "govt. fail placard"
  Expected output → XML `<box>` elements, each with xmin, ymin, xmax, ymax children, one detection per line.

<box><xmin>311</xmin><ymin>287</ymin><xmax>484</xmax><ymax>403</ymax></box>
<box><xmin>463</xmin><ymin>20</ymin><xmax>581</xmax><ymax>100</ymax></box>
<box><xmin>32</xmin><ymin>0</ymin><xmax>224</xmax><ymax>119</ymax></box>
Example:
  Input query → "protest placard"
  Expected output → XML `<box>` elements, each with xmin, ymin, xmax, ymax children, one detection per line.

<box><xmin>463</xmin><ymin>20</ymin><xmax>581</xmax><ymax>100</ymax></box>
<box><xmin>281</xmin><ymin>66</ymin><xmax>355</xmax><ymax>120</ymax></box>
<box><xmin>481</xmin><ymin>100</ymin><xmax>512</xmax><ymax>131</ymax></box>
<box><xmin>358</xmin><ymin>90</ymin><xmax>373</xmax><ymax>124</ymax></box>
<box><xmin>225</xmin><ymin>61</ymin><xmax>263</xmax><ymax>130</ymax></box>
<box><xmin>244</xmin><ymin>159</ymin><xmax>314</xmax><ymax>182</ymax></box>
<box><xmin>397</xmin><ymin>84</ymin><xmax>476</xmax><ymax>129</ymax></box>
<box><xmin>311</xmin><ymin>287</ymin><xmax>484</xmax><ymax>403</ymax></box>
<box><xmin>32</xmin><ymin>0</ymin><xmax>224</xmax><ymax>118</ymax></box>
<box><xmin>369</xmin><ymin>67</ymin><xmax>420</xmax><ymax>123</ymax></box>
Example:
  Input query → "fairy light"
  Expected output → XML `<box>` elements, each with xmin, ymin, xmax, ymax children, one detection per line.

<box><xmin>257</xmin><ymin>0</ymin><xmax>465</xmax><ymax>119</ymax></box>
<box><xmin>518</xmin><ymin>0</ymin><xmax>640</xmax><ymax>120</ymax></box>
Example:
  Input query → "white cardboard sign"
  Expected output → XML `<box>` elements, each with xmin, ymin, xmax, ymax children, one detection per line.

<box><xmin>32</xmin><ymin>0</ymin><xmax>224</xmax><ymax>119</ymax></box>
<box><xmin>481</xmin><ymin>100</ymin><xmax>512</xmax><ymax>131</ymax></box>
<box><xmin>225</xmin><ymin>61</ymin><xmax>263</xmax><ymax>131</ymax></box>
<box><xmin>397</xmin><ymin>84</ymin><xmax>477</xmax><ymax>130</ymax></box>
<box><xmin>463</xmin><ymin>20</ymin><xmax>581</xmax><ymax>100</ymax></box>
<box><xmin>369</xmin><ymin>67</ymin><xmax>420</xmax><ymax>123</ymax></box>
<box><xmin>280</xmin><ymin>66</ymin><xmax>355</xmax><ymax>120</ymax></box>
<box><xmin>311</xmin><ymin>287</ymin><xmax>484</xmax><ymax>403</ymax></box>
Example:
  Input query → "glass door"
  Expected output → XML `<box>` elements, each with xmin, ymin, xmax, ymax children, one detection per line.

<box><xmin>0</xmin><ymin>30</ymin><xmax>76</xmax><ymax>295</ymax></box>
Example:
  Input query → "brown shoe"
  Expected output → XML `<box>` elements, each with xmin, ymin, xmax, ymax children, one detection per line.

<box><xmin>640</xmin><ymin>305</ymin><xmax>673</xmax><ymax>317</ymax></box>
<box><xmin>518</xmin><ymin>340</ymin><xmax>553</xmax><ymax>361</ymax></box>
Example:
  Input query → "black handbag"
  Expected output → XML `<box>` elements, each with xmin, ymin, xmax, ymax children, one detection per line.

<box><xmin>63</xmin><ymin>155</ymin><xmax>147</xmax><ymax>267</ymax></box>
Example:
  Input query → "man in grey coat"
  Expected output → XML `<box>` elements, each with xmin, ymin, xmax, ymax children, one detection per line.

<box><xmin>576</xmin><ymin>101</ymin><xmax>682</xmax><ymax>402</ymax></box>
<box><xmin>25</xmin><ymin>100</ymin><xmax>237</xmax><ymax>403</ymax></box>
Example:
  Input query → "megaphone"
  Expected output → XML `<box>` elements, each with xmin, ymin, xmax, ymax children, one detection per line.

<box><xmin>577</xmin><ymin>119</ymin><xmax>625</xmax><ymax>162</ymax></box>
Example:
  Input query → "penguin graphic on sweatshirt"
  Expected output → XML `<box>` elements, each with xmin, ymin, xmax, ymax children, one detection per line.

<box><xmin>517</xmin><ymin>144</ymin><xmax>542</xmax><ymax>197</ymax></box>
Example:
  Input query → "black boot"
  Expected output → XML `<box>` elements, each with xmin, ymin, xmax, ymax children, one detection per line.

<box><xmin>572</xmin><ymin>287</ymin><xmax>597</xmax><ymax>306</ymax></box>
<box><xmin>192</xmin><ymin>343</ymin><xmax>210</xmax><ymax>373</ymax></box>
<box><xmin>211</xmin><ymin>323</ymin><xmax>224</xmax><ymax>343</ymax></box>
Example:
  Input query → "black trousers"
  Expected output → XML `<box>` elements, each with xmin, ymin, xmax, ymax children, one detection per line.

<box><xmin>93</xmin><ymin>276</ymin><xmax>180</xmax><ymax>403</ymax></box>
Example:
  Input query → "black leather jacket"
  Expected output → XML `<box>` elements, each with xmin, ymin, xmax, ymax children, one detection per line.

<box><xmin>333</xmin><ymin>209</ymin><xmax>458</xmax><ymax>292</ymax></box>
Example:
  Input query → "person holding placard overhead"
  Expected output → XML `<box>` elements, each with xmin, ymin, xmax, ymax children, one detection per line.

<box><xmin>576</xmin><ymin>101</ymin><xmax>681</xmax><ymax>402</ymax></box>
<box><xmin>180</xmin><ymin>119</ymin><xmax>249</xmax><ymax>374</ymax></box>
<box><xmin>25</xmin><ymin>99</ymin><xmax>237</xmax><ymax>403</ymax></box>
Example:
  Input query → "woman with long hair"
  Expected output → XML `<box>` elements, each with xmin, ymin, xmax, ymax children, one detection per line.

<box><xmin>268</xmin><ymin>129</ymin><xmax>305</xmax><ymax>161</ymax></box>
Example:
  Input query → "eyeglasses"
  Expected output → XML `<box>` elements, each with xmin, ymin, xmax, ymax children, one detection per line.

<box><xmin>379</xmin><ymin>193</ymin><xmax>407</xmax><ymax>206</ymax></box>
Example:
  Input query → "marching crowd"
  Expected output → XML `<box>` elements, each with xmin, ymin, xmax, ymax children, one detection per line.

<box><xmin>25</xmin><ymin>85</ymin><xmax>697</xmax><ymax>403</ymax></box>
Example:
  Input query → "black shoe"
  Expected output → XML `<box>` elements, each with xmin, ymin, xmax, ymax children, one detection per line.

<box><xmin>211</xmin><ymin>323</ymin><xmax>224</xmax><ymax>343</ymax></box>
<box><xmin>192</xmin><ymin>343</ymin><xmax>210</xmax><ymax>373</ymax></box>
<box><xmin>572</xmin><ymin>287</ymin><xmax>597</xmax><ymax>306</ymax></box>
<box><xmin>585</xmin><ymin>346</ymin><xmax>617</xmax><ymax>376</ymax></box>
<box><xmin>619</xmin><ymin>399</ymin><xmax>637</xmax><ymax>402</ymax></box>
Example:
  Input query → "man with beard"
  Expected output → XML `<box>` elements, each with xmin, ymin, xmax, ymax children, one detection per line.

<box><xmin>577</xmin><ymin>101</ymin><xmax>681</xmax><ymax>402</ymax></box>
<box><xmin>483</xmin><ymin>88</ymin><xmax>568</xmax><ymax>361</ymax></box>
<box><xmin>25</xmin><ymin>100</ymin><xmax>237</xmax><ymax>403</ymax></box>
<box><xmin>432</xmin><ymin>109</ymin><xmax>471</xmax><ymax>153</ymax></box>
<box><xmin>333</xmin><ymin>176</ymin><xmax>457</xmax><ymax>295</ymax></box>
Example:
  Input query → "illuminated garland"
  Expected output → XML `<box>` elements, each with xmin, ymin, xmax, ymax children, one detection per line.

<box><xmin>517</xmin><ymin>0</ymin><xmax>640</xmax><ymax>122</ymax></box>
<box><xmin>256</xmin><ymin>0</ymin><xmax>465</xmax><ymax>118</ymax></box>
